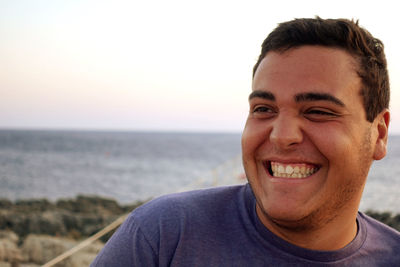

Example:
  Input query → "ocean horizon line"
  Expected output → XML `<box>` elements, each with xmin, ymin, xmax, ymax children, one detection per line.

<box><xmin>1</xmin><ymin>127</ymin><xmax>400</xmax><ymax>137</ymax></box>
<box><xmin>0</xmin><ymin>127</ymin><xmax>242</xmax><ymax>135</ymax></box>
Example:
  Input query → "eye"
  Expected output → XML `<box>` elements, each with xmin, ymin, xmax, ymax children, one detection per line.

<box><xmin>253</xmin><ymin>106</ymin><xmax>273</xmax><ymax>113</ymax></box>
<box><xmin>307</xmin><ymin>109</ymin><xmax>334</xmax><ymax>115</ymax></box>
<box><xmin>251</xmin><ymin>105</ymin><xmax>276</xmax><ymax>119</ymax></box>
<box><xmin>304</xmin><ymin>108</ymin><xmax>339</xmax><ymax>121</ymax></box>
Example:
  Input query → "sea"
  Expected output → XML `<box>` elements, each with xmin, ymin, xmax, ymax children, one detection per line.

<box><xmin>0</xmin><ymin>130</ymin><xmax>399</xmax><ymax>213</ymax></box>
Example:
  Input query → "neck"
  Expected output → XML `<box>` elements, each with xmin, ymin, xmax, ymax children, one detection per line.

<box><xmin>256</xmin><ymin>204</ymin><xmax>359</xmax><ymax>251</ymax></box>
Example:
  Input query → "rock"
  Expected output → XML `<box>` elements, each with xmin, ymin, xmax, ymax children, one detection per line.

<box><xmin>0</xmin><ymin>196</ymin><xmax>143</xmax><ymax>266</ymax></box>
<box><xmin>0</xmin><ymin>195</ymin><xmax>142</xmax><ymax>242</ymax></box>
<box><xmin>0</xmin><ymin>231</ymin><xmax>18</xmax><ymax>244</ymax></box>
<box><xmin>0</xmin><ymin>231</ymin><xmax>22</xmax><ymax>265</ymax></box>
<box><xmin>0</xmin><ymin>239</ymin><xmax>21</xmax><ymax>262</ymax></box>
<box><xmin>68</xmin><ymin>252</ymin><xmax>96</xmax><ymax>267</ymax></box>
<box><xmin>15</xmin><ymin>199</ymin><xmax>55</xmax><ymax>212</ymax></box>
<box><xmin>29</xmin><ymin>212</ymin><xmax>67</xmax><ymax>236</ymax></box>
<box><xmin>0</xmin><ymin>211</ymin><xmax>68</xmax><ymax>238</ymax></box>
<box><xmin>0</xmin><ymin>200</ymin><xmax>12</xmax><ymax>209</ymax></box>
<box><xmin>21</xmin><ymin>234</ymin><xmax>75</xmax><ymax>265</ymax></box>
<box><xmin>21</xmin><ymin>234</ymin><xmax>103</xmax><ymax>267</ymax></box>
<box><xmin>67</xmin><ymin>242</ymin><xmax>103</xmax><ymax>267</ymax></box>
<box><xmin>0</xmin><ymin>209</ymin><xmax>120</xmax><ymax>240</ymax></box>
<box><xmin>56</xmin><ymin>195</ymin><xmax>123</xmax><ymax>215</ymax></box>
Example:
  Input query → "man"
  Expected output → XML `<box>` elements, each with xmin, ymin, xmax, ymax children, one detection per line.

<box><xmin>92</xmin><ymin>17</ymin><xmax>400</xmax><ymax>266</ymax></box>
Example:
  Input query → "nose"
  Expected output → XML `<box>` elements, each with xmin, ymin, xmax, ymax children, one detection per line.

<box><xmin>269</xmin><ymin>114</ymin><xmax>303</xmax><ymax>149</ymax></box>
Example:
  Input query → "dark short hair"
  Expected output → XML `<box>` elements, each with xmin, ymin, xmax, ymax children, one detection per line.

<box><xmin>253</xmin><ymin>17</ymin><xmax>389</xmax><ymax>122</ymax></box>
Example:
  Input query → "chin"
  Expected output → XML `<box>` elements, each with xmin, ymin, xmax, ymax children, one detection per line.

<box><xmin>258</xmin><ymin>201</ymin><xmax>331</xmax><ymax>232</ymax></box>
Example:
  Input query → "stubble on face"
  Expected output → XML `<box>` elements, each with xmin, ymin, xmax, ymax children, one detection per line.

<box><xmin>253</xmin><ymin>125</ymin><xmax>374</xmax><ymax>233</ymax></box>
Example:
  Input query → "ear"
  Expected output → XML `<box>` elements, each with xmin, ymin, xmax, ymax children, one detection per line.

<box><xmin>373</xmin><ymin>109</ymin><xmax>390</xmax><ymax>160</ymax></box>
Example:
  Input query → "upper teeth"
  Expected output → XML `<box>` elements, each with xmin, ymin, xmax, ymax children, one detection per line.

<box><xmin>271</xmin><ymin>162</ymin><xmax>318</xmax><ymax>178</ymax></box>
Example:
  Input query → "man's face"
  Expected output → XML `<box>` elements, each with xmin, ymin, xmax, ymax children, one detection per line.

<box><xmin>242</xmin><ymin>46</ymin><xmax>386</xmax><ymax>231</ymax></box>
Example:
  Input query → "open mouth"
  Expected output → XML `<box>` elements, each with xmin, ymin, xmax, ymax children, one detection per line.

<box><xmin>265</xmin><ymin>161</ymin><xmax>320</xmax><ymax>178</ymax></box>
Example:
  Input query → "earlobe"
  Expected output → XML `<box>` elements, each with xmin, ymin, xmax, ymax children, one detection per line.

<box><xmin>373</xmin><ymin>109</ymin><xmax>390</xmax><ymax>160</ymax></box>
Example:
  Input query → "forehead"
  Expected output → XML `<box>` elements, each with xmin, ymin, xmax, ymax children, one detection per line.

<box><xmin>252</xmin><ymin>46</ymin><xmax>361</xmax><ymax>99</ymax></box>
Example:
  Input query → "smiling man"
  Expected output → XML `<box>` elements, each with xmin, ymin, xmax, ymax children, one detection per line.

<box><xmin>244</xmin><ymin>44</ymin><xmax>388</xmax><ymax>250</ymax></box>
<box><xmin>92</xmin><ymin>18</ymin><xmax>400</xmax><ymax>266</ymax></box>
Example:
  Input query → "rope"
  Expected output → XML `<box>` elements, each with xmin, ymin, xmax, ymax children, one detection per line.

<box><xmin>42</xmin><ymin>214</ymin><xmax>129</xmax><ymax>267</ymax></box>
<box><xmin>42</xmin><ymin>154</ymin><xmax>243</xmax><ymax>266</ymax></box>
<box><xmin>176</xmin><ymin>154</ymin><xmax>243</xmax><ymax>192</ymax></box>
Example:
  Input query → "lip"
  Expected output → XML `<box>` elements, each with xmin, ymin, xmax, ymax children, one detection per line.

<box><xmin>263</xmin><ymin>156</ymin><xmax>320</xmax><ymax>164</ymax></box>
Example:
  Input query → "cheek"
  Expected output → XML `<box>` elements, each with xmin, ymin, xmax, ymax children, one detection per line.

<box><xmin>307</xmin><ymin>125</ymin><xmax>372</xmax><ymax>178</ymax></box>
<box><xmin>242</xmin><ymin>124</ymin><xmax>266</xmax><ymax>157</ymax></box>
<box><xmin>306</xmin><ymin>124</ymin><xmax>349</xmax><ymax>158</ymax></box>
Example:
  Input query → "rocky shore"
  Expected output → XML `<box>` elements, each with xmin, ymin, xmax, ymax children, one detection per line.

<box><xmin>0</xmin><ymin>195</ymin><xmax>399</xmax><ymax>267</ymax></box>
<box><xmin>0</xmin><ymin>195</ymin><xmax>143</xmax><ymax>267</ymax></box>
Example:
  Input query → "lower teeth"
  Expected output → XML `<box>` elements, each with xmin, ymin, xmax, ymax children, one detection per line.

<box><xmin>273</xmin><ymin>172</ymin><xmax>307</xmax><ymax>178</ymax></box>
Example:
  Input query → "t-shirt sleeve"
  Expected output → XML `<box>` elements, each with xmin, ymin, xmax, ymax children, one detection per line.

<box><xmin>90</xmin><ymin>214</ymin><xmax>158</xmax><ymax>267</ymax></box>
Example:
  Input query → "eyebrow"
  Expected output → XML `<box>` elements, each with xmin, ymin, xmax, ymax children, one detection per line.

<box><xmin>248</xmin><ymin>90</ymin><xmax>275</xmax><ymax>101</ymax></box>
<box><xmin>295</xmin><ymin>92</ymin><xmax>345</xmax><ymax>107</ymax></box>
<box><xmin>249</xmin><ymin>90</ymin><xmax>344</xmax><ymax>107</ymax></box>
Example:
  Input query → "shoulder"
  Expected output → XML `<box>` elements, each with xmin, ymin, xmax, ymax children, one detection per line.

<box><xmin>92</xmin><ymin>185</ymin><xmax>251</xmax><ymax>266</ymax></box>
<box><xmin>359</xmin><ymin>212</ymin><xmax>400</xmax><ymax>239</ymax></box>
<box><xmin>127</xmin><ymin>184</ymin><xmax>251</xmax><ymax>242</ymax></box>
<box><xmin>132</xmin><ymin>184</ymin><xmax>248</xmax><ymax>224</ymax></box>
<box><xmin>128</xmin><ymin>184</ymin><xmax>250</xmax><ymax>256</ymax></box>
<box><xmin>358</xmin><ymin>211</ymin><xmax>400</xmax><ymax>254</ymax></box>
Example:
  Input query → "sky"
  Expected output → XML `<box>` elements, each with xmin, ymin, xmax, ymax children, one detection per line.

<box><xmin>1</xmin><ymin>0</ymin><xmax>400</xmax><ymax>134</ymax></box>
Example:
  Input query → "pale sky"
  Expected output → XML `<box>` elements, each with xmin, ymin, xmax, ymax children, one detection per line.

<box><xmin>1</xmin><ymin>0</ymin><xmax>399</xmax><ymax>134</ymax></box>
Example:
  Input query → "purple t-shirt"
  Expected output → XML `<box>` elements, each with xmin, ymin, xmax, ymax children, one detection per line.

<box><xmin>91</xmin><ymin>184</ymin><xmax>400</xmax><ymax>266</ymax></box>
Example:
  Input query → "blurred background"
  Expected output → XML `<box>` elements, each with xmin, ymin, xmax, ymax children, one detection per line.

<box><xmin>1</xmin><ymin>0</ymin><xmax>399</xmax><ymax>209</ymax></box>
<box><xmin>1</xmin><ymin>0</ymin><xmax>400</xmax><ymax>133</ymax></box>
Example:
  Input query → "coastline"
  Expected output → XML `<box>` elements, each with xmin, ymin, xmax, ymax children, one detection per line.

<box><xmin>0</xmin><ymin>195</ymin><xmax>144</xmax><ymax>267</ymax></box>
<box><xmin>0</xmin><ymin>195</ymin><xmax>399</xmax><ymax>266</ymax></box>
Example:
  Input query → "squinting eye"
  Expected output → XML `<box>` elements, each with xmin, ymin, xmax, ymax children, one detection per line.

<box><xmin>304</xmin><ymin>108</ymin><xmax>339</xmax><ymax>121</ymax></box>
<box><xmin>251</xmin><ymin>105</ymin><xmax>276</xmax><ymax>119</ymax></box>
<box><xmin>306</xmin><ymin>109</ymin><xmax>335</xmax><ymax>116</ymax></box>
<box><xmin>253</xmin><ymin>106</ymin><xmax>273</xmax><ymax>113</ymax></box>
